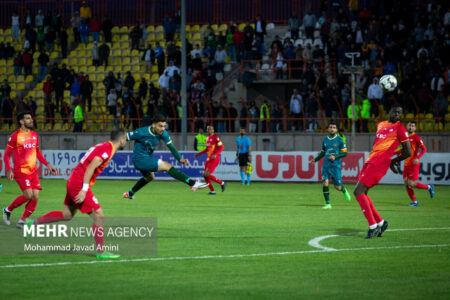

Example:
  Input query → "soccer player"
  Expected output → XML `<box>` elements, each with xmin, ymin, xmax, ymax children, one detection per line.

<box><xmin>194</xmin><ymin>125</ymin><xmax>226</xmax><ymax>195</ymax></box>
<box><xmin>236</xmin><ymin>128</ymin><xmax>252</xmax><ymax>184</ymax></box>
<box><xmin>353</xmin><ymin>104</ymin><xmax>411</xmax><ymax>239</ymax></box>
<box><xmin>399</xmin><ymin>121</ymin><xmax>434</xmax><ymax>206</ymax></box>
<box><xmin>2</xmin><ymin>111</ymin><xmax>57</xmax><ymax>228</ymax></box>
<box><xmin>29</xmin><ymin>128</ymin><xmax>128</xmax><ymax>259</ymax></box>
<box><xmin>309</xmin><ymin>122</ymin><xmax>351</xmax><ymax>209</ymax></box>
<box><xmin>123</xmin><ymin>114</ymin><xmax>208</xmax><ymax>199</ymax></box>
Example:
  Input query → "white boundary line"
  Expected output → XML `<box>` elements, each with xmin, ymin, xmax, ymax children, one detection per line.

<box><xmin>308</xmin><ymin>227</ymin><xmax>450</xmax><ymax>251</ymax></box>
<box><xmin>1</xmin><ymin>227</ymin><xmax>449</xmax><ymax>269</ymax></box>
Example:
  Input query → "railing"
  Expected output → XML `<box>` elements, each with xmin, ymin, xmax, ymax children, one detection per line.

<box><xmin>0</xmin><ymin>0</ymin><xmax>325</xmax><ymax>28</ymax></box>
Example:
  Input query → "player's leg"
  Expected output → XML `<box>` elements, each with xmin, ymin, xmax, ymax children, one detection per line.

<box><xmin>207</xmin><ymin>159</ymin><xmax>225</xmax><ymax>190</ymax></box>
<box><xmin>332</xmin><ymin>168</ymin><xmax>351</xmax><ymax>202</ymax></box>
<box><xmin>239</xmin><ymin>165</ymin><xmax>246</xmax><ymax>184</ymax></box>
<box><xmin>125</xmin><ymin>171</ymin><xmax>154</xmax><ymax>199</ymax></box>
<box><xmin>158</xmin><ymin>160</ymin><xmax>208</xmax><ymax>190</ymax></box>
<box><xmin>2</xmin><ymin>174</ymin><xmax>33</xmax><ymax>225</ymax></box>
<box><xmin>410</xmin><ymin>163</ymin><xmax>434</xmax><ymax>198</ymax></box>
<box><xmin>353</xmin><ymin>182</ymin><xmax>382</xmax><ymax>238</ymax></box>
<box><xmin>239</xmin><ymin>154</ymin><xmax>247</xmax><ymax>184</ymax></box>
<box><xmin>35</xmin><ymin>204</ymin><xmax>76</xmax><ymax>224</ymax></box>
<box><xmin>203</xmin><ymin>168</ymin><xmax>215</xmax><ymax>194</ymax></box>
<box><xmin>405</xmin><ymin>177</ymin><xmax>419</xmax><ymax>206</ymax></box>
<box><xmin>16</xmin><ymin>189</ymin><xmax>40</xmax><ymax>228</ymax></box>
<box><xmin>321</xmin><ymin>167</ymin><xmax>331</xmax><ymax>208</ymax></box>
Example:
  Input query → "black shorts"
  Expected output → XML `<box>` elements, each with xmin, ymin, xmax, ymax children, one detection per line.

<box><xmin>238</xmin><ymin>153</ymin><xmax>249</xmax><ymax>167</ymax></box>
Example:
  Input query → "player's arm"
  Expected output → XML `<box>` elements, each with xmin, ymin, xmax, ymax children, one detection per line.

<box><xmin>74</xmin><ymin>156</ymin><xmax>103</xmax><ymax>204</ymax></box>
<box><xmin>416</xmin><ymin>142</ymin><xmax>427</xmax><ymax>160</ymax></box>
<box><xmin>36</xmin><ymin>146</ymin><xmax>57</xmax><ymax>175</ymax></box>
<box><xmin>330</xmin><ymin>148</ymin><xmax>347</xmax><ymax>161</ymax></box>
<box><xmin>310</xmin><ymin>144</ymin><xmax>325</xmax><ymax>164</ymax></box>
<box><xmin>4</xmin><ymin>145</ymin><xmax>14</xmax><ymax>181</ymax></box>
<box><xmin>167</xmin><ymin>142</ymin><xmax>188</xmax><ymax>165</ymax></box>
<box><xmin>194</xmin><ymin>147</ymin><xmax>208</xmax><ymax>158</ymax></box>
<box><xmin>211</xmin><ymin>140</ymin><xmax>224</xmax><ymax>160</ymax></box>
<box><xmin>390</xmin><ymin>140</ymin><xmax>412</xmax><ymax>174</ymax></box>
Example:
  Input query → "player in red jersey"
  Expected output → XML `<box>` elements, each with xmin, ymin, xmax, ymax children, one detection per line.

<box><xmin>29</xmin><ymin>128</ymin><xmax>127</xmax><ymax>259</ymax></box>
<box><xmin>398</xmin><ymin>121</ymin><xmax>434</xmax><ymax>206</ymax></box>
<box><xmin>194</xmin><ymin>125</ymin><xmax>226</xmax><ymax>195</ymax></box>
<box><xmin>2</xmin><ymin>111</ymin><xmax>57</xmax><ymax>228</ymax></box>
<box><xmin>353</xmin><ymin>105</ymin><xmax>411</xmax><ymax>239</ymax></box>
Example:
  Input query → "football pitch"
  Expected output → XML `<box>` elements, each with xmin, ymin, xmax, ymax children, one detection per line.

<box><xmin>0</xmin><ymin>179</ymin><xmax>449</xmax><ymax>299</ymax></box>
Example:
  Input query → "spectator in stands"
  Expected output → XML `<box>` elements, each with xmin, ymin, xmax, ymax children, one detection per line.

<box><xmin>37</xmin><ymin>50</ymin><xmax>50</xmax><ymax>82</ymax></box>
<box><xmin>191</xmin><ymin>79</ymin><xmax>205</xmax><ymax>100</ymax></box>
<box><xmin>254</xmin><ymin>15</ymin><xmax>267</xmax><ymax>42</ymax></box>
<box><xmin>43</xmin><ymin>75</ymin><xmax>53</xmax><ymax>104</ymax></box>
<box><xmin>52</xmin><ymin>10</ymin><xmax>62</xmax><ymax>32</ymax></box>
<box><xmin>99</xmin><ymin>41</ymin><xmax>110</xmax><ymax>66</ymax></box>
<box><xmin>78</xmin><ymin>19</ymin><xmax>90</xmax><ymax>46</ymax></box>
<box><xmin>142</xmin><ymin>44</ymin><xmax>154</xmax><ymax>74</ymax></box>
<box><xmin>81</xmin><ymin>74</ymin><xmax>93</xmax><ymax>112</ymax></box>
<box><xmin>225</xmin><ymin>29</ymin><xmax>236</xmax><ymax>62</ymax></box>
<box><xmin>248</xmin><ymin>101</ymin><xmax>259</xmax><ymax>133</ymax></box>
<box><xmin>288</xmin><ymin>13</ymin><xmax>300</xmax><ymax>41</ymax></box>
<box><xmin>45</xmin><ymin>27</ymin><xmax>56</xmax><ymax>53</ymax></box>
<box><xmin>139</xmin><ymin>78</ymin><xmax>148</xmax><ymax>100</ymax></box>
<box><xmin>154</xmin><ymin>41</ymin><xmax>165</xmax><ymax>75</ymax></box>
<box><xmin>25</xmin><ymin>96</ymin><xmax>37</xmax><ymax>120</ymax></box>
<box><xmin>129</xmin><ymin>92</ymin><xmax>142</xmax><ymax>130</ymax></box>
<box><xmin>169</xmin><ymin>71</ymin><xmax>181</xmax><ymax>94</ymax></box>
<box><xmin>259</xmin><ymin>100</ymin><xmax>270</xmax><ymax>133</ymax></box>
<box><xmin>163</xmin><ymin>16</ymin><xmax>176</xmax><ymax>42</ymax></box>
<box><xmin>304</xmin><ymin>91</ymin><xmax>317</xmax><ymax>131</ymax></box>
<box><xmin>4</xmin><ymin>42</ymin><xmax>14</xmax><ymax>60</ymax></box>
<box><xmin>290</xmin><ymin>89</ymin><xmax>303</xmax><ymax>131</ymax></box>
<box><xmin>124</xmin><ymin>71</ymin><xmax>136</xmax><ymax>92</ymax></box>
<box><xmin>214</xmin><ymin>45</ymin><xmax>227</xmax><ymax>73</ymax></box>
<box><xmin>164</xmin><ymin>60</ymin><xmax>180</xmax><ymax>78</ymax></box>
<box><xmin>149</xmin><ymin>82</ymin><xmax>160</xmax><ymax>101</ymax></box>
<box><xmin>54</xmin><ymin>74</ymin><xmax>65</xmax><ymax>111</ymax></box>
<box><xmin>367</xmin><ymin>77</ymin><xmax>383</xmax><ymax>116</ymax></box>
<box><xmin>2</xmin><ymin>96</ymin><xmax>14</xmax><ymax>128</ymax></box>
<box><xmin>70</xmin><ymin>78</ymin><xmax>81</xmax><ymax>106</ymax></box>
<box><xmin>59</xmin><ymin>28</ymin><xmax>68</xmax><ymax>58</ymax></box>
<box><xmin>35</xmin><ymin>10</ymin><xmax>44</xmax><ymax>28</ymax></box>
<box><xmin>22</xmin><ymin>50</ymin><xmax>33</xmax><ymax>76</ymax></box>
<box><xmin>25</xmin><ymin>25</ymin><xmax>37</xmax><ymax>53</ymax></box>
<box><xmin>302</xmin><ymin>43</ymin><xmax>313</xmax><ymax>62</ymax></box>
<box><xmin>275</xmin><ymin>51</ymin><xmax>284</xmax><ymax>79</ymax></box>
<box><xmin>1</xmin><ymin>80</ymin><xmax>11</xmax><ymax>115</ymax></box>
<box><xmin>102</xmin><ymin>17</ymin><xmax>113</xmax><ymax>43</ymax></box>
<box><xmin>90</xmin><ymin>15</ymin><xmax>102</xmax><ymax>43</ymax></box>
<box><xmin>303</xmin><ymin>10</ymin><xmax>316</xmax><ymax>39</ymax></box>
<box><xmin>107</xmin><ymin>89</ymin><xmax>117</xmax><ymax>116</ymax></box>
<box><xmin>435</xmin><ymin>91</ymin><xmax>447</xmax><ymax>123</ymax></box>
<box><xmin>80</xmin><ymin>1</ymin><xmax>92</xmax><ymax>21</ymax></box>
<box><xmin>91</xmin><ymin>41</ymin><xmax>100</xmax><ymax>66</ymax></box>
<box><xmin>115</xmin><ymin>72</ymin><xmax>124</xmax><ymax>97</ymax></box>
<box><xmin>204</xmin><ymin>68</ymin><xmax>217</xmax><ymax>96</ymax></box>
<box><xmin>73</xmin><ymin>99</ymin><xmax>84</xmax><ymax>132</ymax></box>
<box><xmin>13</xmin><ymin>52</ymin><xmax>22</xmax><ymax>76</ymax></box>
<box><xmin>37</xmin><ymin>27</ymin><xmax>45</xmax><ymax>52</ymax></box>
<box><xmin>130</xmin><ymin>23</ymin><xmax>142</xmax><ymax>50</ymax></box>
<box><xmin>158</xmin><ymin>71</ymin><xmax>170</xmax><ymax>96</ymax></box>
<box><xmin>166</xmin><ymin>40</ymin><xmax>176</xmax><ymax>63</ymax></box>
<box><xmin>191</xmin><ymin>44</ymin><xmax>202</xmax><ymax>59</ymax></box>
<box><xmin>11</xmin><ymin>11</ymin><xmax>20</xmax><ymax>41</ymax></box>
<box><xmin>71</xmin><ymin>11</ymin><xmax>82</xmax><ymax>44</ymax></box>
<box><xmin>430</xmin><ymin>72</ymin><xmax>445</xmax><ymax>96</ymax></box>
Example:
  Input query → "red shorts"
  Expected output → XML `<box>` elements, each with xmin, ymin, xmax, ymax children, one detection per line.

<box><xmin>358</xmin><ymin>163</ymin><xmax>388</xmax><ymax>188</ymax></box>
<box><xmin>204</xmin><ymin>157</ymin><xmax>220</xmax><ymax>173</ymax></box>
<box><xmin>15</xmin><ymin>171</ymin><xmax>41</xmax><ymax>191</ymax></box>
<box><xmin>64</xmin><ymin>180</ymin><xmax>100</xmax><ymax>214</ymax></box>
<box><xmin>403</xmin><ymin>163</ymin><xmax>419</xmax><ymax>181</ymax></box>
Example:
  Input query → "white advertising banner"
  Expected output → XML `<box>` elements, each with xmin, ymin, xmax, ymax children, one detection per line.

<box><xmin>0</xmin><ymin>150</ymin><xmax>449</xmax><ymax>185</ymax></box>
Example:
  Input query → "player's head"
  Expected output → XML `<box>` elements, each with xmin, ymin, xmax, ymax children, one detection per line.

<box><xmin>407</xmin><ymin>121</ymin><xmax>416</xmax><ymax>134</ymax></box>
<box><xmin>388</xmin><ymin>104</ymin><xmax>403</xmax><ymax>123</ymax></box>
<box><xmin>328</xmin><ymin>121</ymin><xmax>338</xmax><ymax>136</ymax></box>
<box><xmin>198</xmin><ymin>127</ymin><xmax>204</xmax><ymax>134</ymax></box>
<box><xmin>17</xmin><ymin>111</ymin><xmax>33</xmax><ymax>130</ymax></box>
<box><xmin>110</xmin><ymin>128</ymin><xmax>127</xmax><ymax>150</ymax></box>
<box><xmin>206</xmin><ymin>125</ymin><xmax>214</xmax><ymax>136</ymax></box>
<box><xmin>240</xmin><ymin>128</ymin><xmax>246</xmax><ymax>136</ymax></box>
<box><xmin>152</xmin><ymin>114</ymin><xmax>167</xmax><ymax>135</ymax></box>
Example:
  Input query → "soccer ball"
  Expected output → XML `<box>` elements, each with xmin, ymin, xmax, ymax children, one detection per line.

<box><xmin>379</xmin><ymin>75</ymin><xmax>397</xmax><ymax>92</ymax></box>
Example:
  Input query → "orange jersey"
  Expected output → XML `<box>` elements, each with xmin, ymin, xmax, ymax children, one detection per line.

<box><xmin>404</xmin><ymin>133</ymin><xmax>426</xmax><ymax>167</ymax></box>
<box><xmin>69</xmin><ymin>142</ymin><xmax>115</xmax><ymax>187</ymax></box>
<box><xmin>198</xmin><ymin>134</ymin><xmax>224</xmax><ymax>160</ymax></box>
<box><xmin>366</xmin><ymin>121</ymin><xmax>409</xmax><ymax>169</ymax></box>
<box><xmin>5</xmin><ymin>129</ymin><xmax>42</xmax><ymax>175</ymax></box>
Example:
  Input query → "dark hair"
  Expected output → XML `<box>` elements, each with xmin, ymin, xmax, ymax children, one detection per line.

<box><xmin>110</xmin><ymin>128</ymin><xmax>126</xmax><ymax>141</ymax></box>
<box><xmin>153</xmin><ymin>114</ymin><xmax>167</xmax><ymax>123</ymax></box>
<box><xmin>17</xmin><ymin>111</ymin><xmax>31</xmax><ymax>127</ymax></box>
<box><xmin>408</xmin><ymin>120</ymin><xmax>416</xmax><ymax>125</ymax></box>
<box><xmin>390</xmin><ymin>103</ymin><xmax>403</xmax><ymax>111</ymax></box>
<box><xmin>328</xmin><ymin>121</ymin><xmax>338</xmax><ymax>129</ymax></box>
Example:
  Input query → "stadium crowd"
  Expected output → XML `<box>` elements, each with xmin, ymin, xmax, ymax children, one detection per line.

<box><xmin>0</xmin><ymin>1</ymin><xmax>449</xmax><ymax>133</ymax></box>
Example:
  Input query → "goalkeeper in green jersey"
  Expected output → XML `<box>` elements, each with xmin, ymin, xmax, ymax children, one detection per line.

<box><xmin>123</xmin><ymin>114</ymin><xmax>208</xmax><ymax>199</ymax></box>
<box><xmin>309</xmin><ymin>122</ymin><xmax>352</xmax><ymax>209</ymax></box>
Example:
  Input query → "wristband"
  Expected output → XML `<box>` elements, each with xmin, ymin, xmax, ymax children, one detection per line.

<box><xmin>82</xmin><ymin>183</ymin><xmax>89</xmax><ymax>192</ymax></box>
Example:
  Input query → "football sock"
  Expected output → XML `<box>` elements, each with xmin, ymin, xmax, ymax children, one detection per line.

<box><xmin>7</xmin><ymin>195</ymin><xmax>28</xmax><ymax>212</ymax></box>
<box><xmin>341</xmin><ymin>186</ymin><xmax>347</xmax><ymax>194</ymax></box>
<box><xmin>204</xmin><ymin>176</ymin><xmax>214</xmax><ymax>192</ymax></box>
<box><xmin>377</xmin><ymin>220</ymin><xmax>384</xmax><ymax>227</ymax></box>
<box><xmin>209</xmin><ymin>175</ymin><xmax>223</xmax><ymax>185</ymax></box>
<box><xmin>366</xmin><ymin>195</ymin><xmax>382</xmax><ymax>223</ymax></box>
<box><xmin>36</xmin><ymin>211</ymin><xmax>65</xmax><ymax>224</ymax></box>
<box><xmin>93</xmin><ymin>223</ymin><xmax>104</xmax><ymax>254</ymax></box>
<box><xmin>415</xmin><ymin>182</ymin><xmax>429</xmax><ymax>189</ymax></box>
<box><xmin>21</xmin><ymin>199</ymin><xmax>37</xmax><ymax>221</ymax></box>
<box><xmin>356</xmin><ymin>194</ymin><xmax>376</xmax><ymax>226</ymax></box>
<box><xmin>323</xmin><ymin>186</ymin><xmax>330</xmax><ymax>204</ymax></box>
<box><xmin>130</xmin><ymin>177</ymin><xmax>149</xmax><ymax>196</ymax></box>
<box><xmin>240</xmin><ymin>171</ymin><xmax>245</xmax><ymax>183</ymax></box>
<box><xmin>406</xmin><ymin>187</ymin><xmax>417</xmax><ymax>202</ymax></box>
<box><xmin>168</xmin><ymin>167</ymin><xmax>190</xmax><ymax>185</ymax></box>
<box><xmin>246</xmin><ymin>173</ymin><xmax>251</xmax><ymax>184</ymax></box>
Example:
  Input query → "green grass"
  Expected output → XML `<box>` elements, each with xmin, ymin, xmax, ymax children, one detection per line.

<box><xmin>0</xmin><ymin>178</ymin><xmax>449</xmax><ymax>299</ymax></box>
